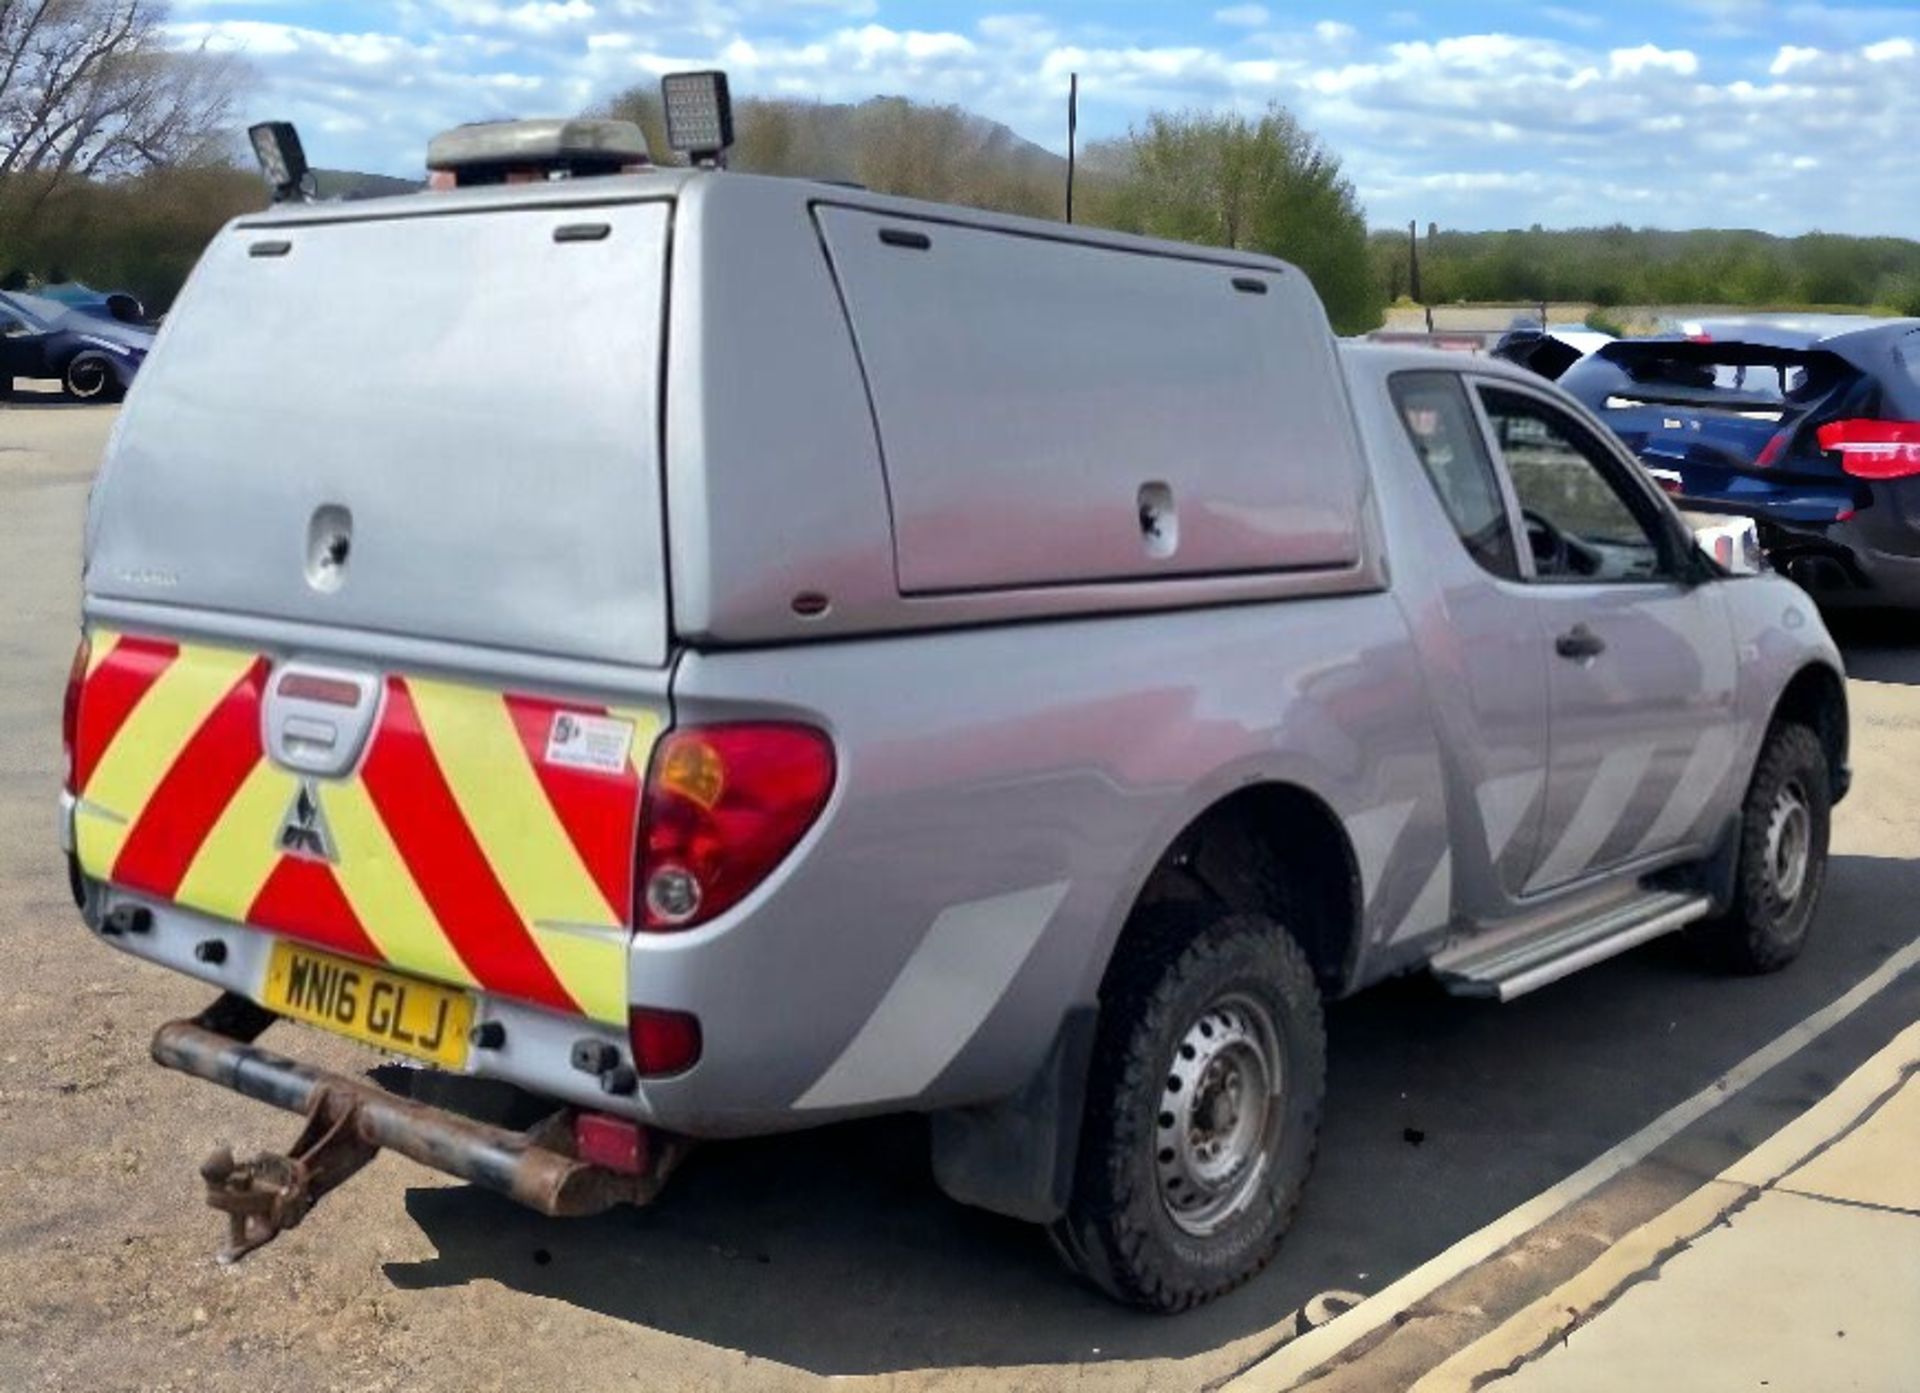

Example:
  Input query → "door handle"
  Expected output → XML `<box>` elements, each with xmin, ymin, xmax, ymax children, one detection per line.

<box><xmin>1555</xmin><ymin>624</ymin><xmax>1606</xmax><ymax>660</ymax></box>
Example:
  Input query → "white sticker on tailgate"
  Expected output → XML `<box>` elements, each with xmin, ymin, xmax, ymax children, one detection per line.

<box><xmin>545</xmin><ymin>712</ymin><xmax>635</xmax><ymax>774</ymax></box>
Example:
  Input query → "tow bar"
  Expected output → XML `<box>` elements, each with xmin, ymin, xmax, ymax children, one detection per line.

<box><xmin>152</xmin><ymin>994</ymin><xmax>682</xmax><ymax>1264</ymax></box>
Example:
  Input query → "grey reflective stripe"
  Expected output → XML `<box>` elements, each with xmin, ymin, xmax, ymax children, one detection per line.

<box><xmin>1476</xmin><ymin>768</ymin><xmax>1542</xmax><ymax>864</ymax></box>
<box><xmin>1346</xmin><ymin>799</ymin><xmax>1416</xmax><ymax>910</ymax></box>
<box><xmin>793</xmin><ymin>880</ymin><xmax>1071</xmax><ymax>1111</ymax></box>
<box><xmin>1527</xmin><ymin>743</ymin><xmax>1656</xmax><ymax>891</ymax></box>
<box><xmin>1390</xmin><ymin>849</ymin><xmax>1452</xmax><ymax>942</ymax></box>
<box><xmin>1628</xmin><ymin>726</ymin><xmax>1738</xmax><ymax>860</ymax></box>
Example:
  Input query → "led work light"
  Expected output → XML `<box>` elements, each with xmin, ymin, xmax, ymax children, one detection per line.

<box><xmin>248</xmin><ymin>121</ymin><xmax>313</xmax><ymax>203</ymax></box>
<box><xmin>660</xmin><ymin>71</ymin><xmax>735</xmax><ymax>166</ymax></box>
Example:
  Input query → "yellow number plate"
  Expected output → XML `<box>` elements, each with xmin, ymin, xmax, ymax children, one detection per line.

<box><xmin>263</xmin><ymin>942</ymin><xmax>472</xmax><ymax>1068</ymax></box>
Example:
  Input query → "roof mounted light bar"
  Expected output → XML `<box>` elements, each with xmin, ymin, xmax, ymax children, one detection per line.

<box><xmin>426</xmin><ymin>117</ymin><xmax>651</xmax><ymax>188</ymax></box>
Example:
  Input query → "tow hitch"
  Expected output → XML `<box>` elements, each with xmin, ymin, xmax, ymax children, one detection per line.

<box><xmin>153</xmin><ymin>994</ymin><xmax>683</xmax><ymax>1264</ymax></box>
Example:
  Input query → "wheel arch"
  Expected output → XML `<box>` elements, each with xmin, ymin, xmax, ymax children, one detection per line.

<box><xmin>1109</xmin><ymin>780</ymin><xmax>1365</xmax><ymax>998</ymax></box>
<box><xmin>930</xmin><ymin>778</ymin><xmax>1364</xmax><ymax>1226</ymax></box>
<box><xmin>1771</xmin><ymin>661</ymin><xmax>1849</xmax><ymax>801</ymax></box>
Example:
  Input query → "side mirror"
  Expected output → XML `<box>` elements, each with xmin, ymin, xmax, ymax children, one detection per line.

<box><xmin>1683</xmin><ymin>514</ymin><xmax>1764</xmax><ymax>578</ymax></box>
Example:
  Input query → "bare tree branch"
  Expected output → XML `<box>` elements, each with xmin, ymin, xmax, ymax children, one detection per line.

<box><xmin>0</xmin><ymin>0</ymin><xmax>248</xmax><ymax>196</ymax></box>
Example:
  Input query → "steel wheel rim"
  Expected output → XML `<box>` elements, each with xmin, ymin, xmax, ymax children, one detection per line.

<box><xmin>1156</xmin><ymin>993</ymin><xmax>1283</xmax><ymax>1238</ymax></box>
<box><xmin>69</xmin><ymin>360</ymin><xmax>108</xmax><ymax>399</ymax></box>
<box><xmin>1767</xmin><ymin>779</ymin><xmax>1812</xmax><ymax>905</ymax></box>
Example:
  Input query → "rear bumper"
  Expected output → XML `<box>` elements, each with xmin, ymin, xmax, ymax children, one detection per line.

<box><xmin>1761</xmin><ymin>518</ymin><xmax>1920</xmax><ymax>609</ymax></box>
<box><xmin>82</xmin><ymin>882</ymin><xmax>635</xmax><ymax>1118</ymax></box>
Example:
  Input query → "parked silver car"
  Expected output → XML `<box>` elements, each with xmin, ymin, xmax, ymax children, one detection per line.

<box><xmin>62</xmin><ymin>128</ymin><xmax>1847</xmax><ymax>1308</ymax></box>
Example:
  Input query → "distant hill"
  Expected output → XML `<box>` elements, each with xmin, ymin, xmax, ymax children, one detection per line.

<box><xmin>605</xmin><ymin>90</ymin><xmax>1070</xmax><ymax>216</ymax></box>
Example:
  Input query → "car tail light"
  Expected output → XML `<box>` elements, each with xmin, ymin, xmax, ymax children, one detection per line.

<box><xmin>629</xmin><ymin>1006</ymin><xmax>703</xmax><ymax>1076</ymax></box>
<box><xmin>634</xmin><ymin>723</ymin><xmax>835</xmax><ymax>931</ymax></box>
<box><xmin>61</xmin><ymin>635</ymin><xmax>90</xmax><ymax>791</ymax></box>
<box><xmin>1816</xmin><ymin>419</ymin><xmax>1920</xmax><ymax>480</ymax></box>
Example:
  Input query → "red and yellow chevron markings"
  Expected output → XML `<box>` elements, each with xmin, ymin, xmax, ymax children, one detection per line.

<box><xmin>71</xmin><ymin>629</ymin><xmax>657</xmax><ymax>1025</ymax></box>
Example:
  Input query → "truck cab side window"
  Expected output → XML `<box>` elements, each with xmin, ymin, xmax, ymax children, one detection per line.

<box><xmin>1477</xmin><ymin>386</ymin><xmax>1667</xmax><ymax>584</ymax></box>
<box><xmin>1390</xmin><ymin>372</ymin><xmax>1520</xmax><ymax>580</ymax></box>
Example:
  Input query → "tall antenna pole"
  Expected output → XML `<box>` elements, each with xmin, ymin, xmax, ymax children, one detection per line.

<box><xmin>1066</xmin><ymin>72</ymin><xmax>1078</xmax><ymax>223</ymax></box>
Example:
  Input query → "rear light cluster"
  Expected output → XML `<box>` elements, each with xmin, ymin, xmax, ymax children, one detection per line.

<box><xmin>620</xmin><ymin>722</ymin><xmax>833</xmax><ymax>1078</ymax></box>
<box><xmin>61</xmin><ymin>635</ymin><xmax>91</xmax><ymax>792</ymax></box>
<box><xmin>634</xmin><ymin>723</ymin><xmax>835</xmax><ymax>932</ymax></box>
<box><xmin>1817</xmin><ymin>419</ymin><xmax>1920</xmax><ymax>480</ymax></box>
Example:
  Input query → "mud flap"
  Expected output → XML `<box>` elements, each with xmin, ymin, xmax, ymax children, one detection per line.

<box><xmin>929</xmin><ymin>1007</ymin><xmax>1098</xmax><ymax>1224</ymax></box>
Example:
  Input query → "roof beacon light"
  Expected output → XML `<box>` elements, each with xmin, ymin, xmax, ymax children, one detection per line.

<box><xmin>425</xmin><ymin>118</ymin><xmax>650</xmax><ymax>188</ymax></box>
<box><xmin>248</xmin><ymin>121</ymin><xmax>313</xmax><ymax>203</ymax></box>
<box><xmin>661</xmin><ymin>70</ymin><xmax>734</xmax><ymax>167</ymax></box>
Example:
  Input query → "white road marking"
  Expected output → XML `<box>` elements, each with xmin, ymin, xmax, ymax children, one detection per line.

<box><xmin>793</xmin><ymin>880</ymin><xmax>1071</xmax><ymax>1111</ymax></box>
<box><xmin>1224</xmin><ymin>932</ymin><xmax>1920</xmax><ymax>1392</ymax></box>
<box><xmin>1526</xmin><ymin>743</ymin><xmax>1655</xmax><ymax>891</ymax></box>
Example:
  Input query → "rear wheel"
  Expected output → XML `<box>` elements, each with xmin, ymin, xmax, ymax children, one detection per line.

<box><xmin>64</xmin><ymin>354</ymin><xmax>122</xmax><ymax>403</ymax></box>
<box><xmin>1052</xmin><ymin>903</ymin><xmax>1325</xmax><ymax>1311</ymax></box>
<box><xmin>1688</xmin><ymin>722</ymin><xmax>1830</xmax><ymax>974</ymax></box>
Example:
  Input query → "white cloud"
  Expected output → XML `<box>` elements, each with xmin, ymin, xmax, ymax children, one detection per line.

<box><xmin>1608</xmin><ymin>44</ymin><xmax>1699</xmax><ymax>76</ymax></box>
<box><xmin>1770</xmin><ymin>44</ymin><xmax>1821</xmax><ymax>73</ymax></box>
<box><xmin>168</xmin><ymin>5</ymin><xmax>1920</xmax><ymax>237</ymax></box>
<box><xmin>1213</xmin><ymin>5</ymin><xmax>1269</xmax><ymax>28</ymax></box>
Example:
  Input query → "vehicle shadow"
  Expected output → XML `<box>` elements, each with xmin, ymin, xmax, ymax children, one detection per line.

<box><xmin>1830</xmin><ymin>611</ymin><xmax>1920</xmax><ymax>686</ymax></box>
<box><xmin>383</xmin><ymin>852</ymin><xmax>1920</xmax><ymax>1376</ymax></box>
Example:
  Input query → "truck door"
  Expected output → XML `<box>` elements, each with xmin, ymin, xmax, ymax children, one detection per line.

<box><xmin>1385</xmin><ymin>370</ymin><xmax>1552</xmax><ymax>908</ymax></box>
<box><xmin>1470</xmin><ymin>381</ymin><xmax>1739</xmax><ymax>894</ymax></box>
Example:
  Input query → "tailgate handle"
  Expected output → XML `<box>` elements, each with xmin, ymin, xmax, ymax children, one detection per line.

<box><xmin>265</xmin><ymin>663</ymin><xmax>380</xmax><ymax>777</ymax></box>
<box><xmin>281</xmin><ymin>717</ymin><xmax>337</xmax><ymax>760</ymax></box>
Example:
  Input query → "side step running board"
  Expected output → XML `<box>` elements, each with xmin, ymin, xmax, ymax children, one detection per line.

<box><xmin>1432</xmin><ymin>891</ymin><xmax>1713</xmax><ymax>1002</ymax></box>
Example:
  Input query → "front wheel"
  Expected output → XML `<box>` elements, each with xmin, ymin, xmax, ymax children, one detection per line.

<box><xmin>64</xmin><ymin>353</ymin><xmax>123</xmax><ymax>403</ymax></box>
<box><xmin>1052</xmin><ymin>904</ymin><xmax>1326</xmax><ymax>1311</ymax></box>
<box><xmin>1688</xmin><ymin>721</ymin><xmax>1830</xmax><ymax>973</ymax></box>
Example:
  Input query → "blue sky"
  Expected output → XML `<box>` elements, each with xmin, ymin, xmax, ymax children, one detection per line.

<box><xmin>170</xmin><ymin>0</ymin><xmax>1920</xmax><ymax>236</ymax></box>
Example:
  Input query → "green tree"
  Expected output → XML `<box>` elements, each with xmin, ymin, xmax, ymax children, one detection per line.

<box><xmin>1091</xmin><ymin>106</ymin><xmax>1382</xmax><ymax>333</ymax></box>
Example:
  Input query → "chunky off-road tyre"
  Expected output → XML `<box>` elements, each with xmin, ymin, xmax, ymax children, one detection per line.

<box><xmin>1052</xmin><ymin>903</ymin><xmax>1326</xmax><ymax>1311</ymax></box>
<box><xmin>1688</xmin><ymin>722</ymin><xmax>1830</xmax><ymax>974</ymax></box>
<box><xmin>64</xmin><ymin>354</ymin><xmax>122</xmax><ymax>403</ymax></box>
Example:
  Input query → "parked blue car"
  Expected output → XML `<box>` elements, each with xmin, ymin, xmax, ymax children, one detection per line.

<box><xmin>1560</xmin><ymin>317</ymin><xmax>1920</xmax><ymax>608</ymax></box>
<box><xmin>0</xmin><ymin>290</ymin><xmax>155</xmax><ymax>402</ymax></box>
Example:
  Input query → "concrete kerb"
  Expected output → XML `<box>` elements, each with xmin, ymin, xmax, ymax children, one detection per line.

<box><xmin>1406</xmin><ymin>1020</ymin><xmax>1920</xmax><ymax>1393</ymax></box>
<box><xmin>1221</xmin><ymin>937</ymin><xmax>1920</xmax><ymax>1393</ymax></box>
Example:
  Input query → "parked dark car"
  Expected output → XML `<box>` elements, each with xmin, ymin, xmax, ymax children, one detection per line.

<box><xmin>1560</xmin><ymin>317</ymin><xmax>1920</xmax><ymax>607</ymax></box>
<box><xmin>0</xmin><ymin>290</ymin><xmax>155</xmax><ymax>401</ymax></box>
<box><xmin>1489</xmin><ymin>324</ymin><xmax>1613</xmax><ymax>380</ymax></box>
<box><xmin>33</xmin><ymin>281</ymin><xmax>149</xmax><ymax>326</ymax></box>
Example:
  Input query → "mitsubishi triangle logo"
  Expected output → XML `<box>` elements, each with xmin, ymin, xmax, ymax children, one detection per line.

<box><xmin>276</xmin><ymin>779</ymin><xmax>338</xmax><ymax>864</ymax></box>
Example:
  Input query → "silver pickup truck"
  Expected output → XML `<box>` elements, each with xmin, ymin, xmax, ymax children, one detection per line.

<box><xmin>61</xmin><ymin>127</ymin><xmax>1847</xmax><ymax>1310</ymax></box>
